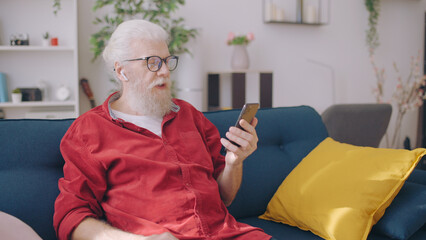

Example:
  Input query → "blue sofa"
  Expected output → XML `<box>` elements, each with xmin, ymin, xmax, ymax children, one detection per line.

<box><xmin>0</xmin><ymin>106</ymin><xmax>425</xmax><ymax>239</ymax></box>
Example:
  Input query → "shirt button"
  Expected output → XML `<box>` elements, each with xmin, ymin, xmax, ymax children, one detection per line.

<box><xmin>185</xmin><ymin>183</ymin><xmax>191</xmax><ymax>187</ymax></box>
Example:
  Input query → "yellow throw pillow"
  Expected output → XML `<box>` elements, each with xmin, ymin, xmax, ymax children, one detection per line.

<box><xmin>259</xmin><ymin>137</ymin><xmax>426</xmax><ymax>240</ymax></box>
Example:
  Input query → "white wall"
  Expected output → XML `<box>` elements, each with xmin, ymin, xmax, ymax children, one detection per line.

<box><xmin>77</xmin><ymin>0</ymin><xmax>426</xmax><ymax>147</ymax></box>
<box><xmin>77</xmin><ymin>0</ymin><xmax>111</xmax><ymax>113</ymax></box>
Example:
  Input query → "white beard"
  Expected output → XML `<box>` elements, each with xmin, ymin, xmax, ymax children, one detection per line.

<box><xmin>126</xmin><ymin>77</ymin><xmax>173</xmax><ymax>118</ymax></box>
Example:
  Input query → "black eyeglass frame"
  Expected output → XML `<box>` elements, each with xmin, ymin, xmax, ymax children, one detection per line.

<box><xmin>123</xmin><ymin>55</ymin><xmax>179</xmax><ymax>72</ymax></box>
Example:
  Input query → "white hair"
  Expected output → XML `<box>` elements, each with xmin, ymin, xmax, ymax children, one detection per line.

<box><xmin>103</xmin><ymin>19</ymin><xmax>169</xmax><ymax>73</ymax></box>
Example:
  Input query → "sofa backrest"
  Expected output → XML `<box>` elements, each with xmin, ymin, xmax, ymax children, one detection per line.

<box><xmin>204</xmin><ymin>106</ymin><xmax>328</xmax><ymax>219</ymax></box>
<box><xmin>0</xmin><ymin>119</ymin><xmax>73</xmax><ymax>240</ymax></box>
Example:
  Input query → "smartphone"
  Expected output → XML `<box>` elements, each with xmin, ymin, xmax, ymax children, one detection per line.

<box><xmin>228</xmin><ymin>103</ymin><xmax>259</xmax><ymax>147</ymax></box>
<box><xmin>235</xmin><ymin>103</ymin><xmax>260</xmax><ymax>130</ymax></box>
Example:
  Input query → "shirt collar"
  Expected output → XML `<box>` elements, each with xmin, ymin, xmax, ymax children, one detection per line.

<box><xmin>104</xmin><ymin>92</ymin><xmax>180</xmax><ymax>121</ymax></box>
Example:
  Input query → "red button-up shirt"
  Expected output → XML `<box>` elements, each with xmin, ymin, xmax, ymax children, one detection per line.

<box><xmin>54</xmin><ymin>93</ymin><xmax>270</xmax><ymax>240</ymax></box>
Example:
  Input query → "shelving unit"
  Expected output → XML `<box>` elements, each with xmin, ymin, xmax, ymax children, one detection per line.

<box><xmin>265</xmin><ymin>20</ymin><xmax>324</xmax><ymax>26</ymax></box>
<box><xmin>0</xmin><ymin>46</ymin><xmax>75</xmax><ymax>52</ymax></box>
<box><xmin>263</xmin><ymin>0</ymin><xmax>330</xmax><ymax>25</ymax></box>
<box><xmin>207</xmin><ymin>70</ymin><xmax>273</xmax><ymax>111</ymax></box>
<box><xmin>0</xmin><ymin>0</ymin><xmax>79</xmax><ymax>119</ymax></box>
<box><xmin>0</xmin><ymin>101</ymin><xmax>76</xmax><ymax>108</ymax></box>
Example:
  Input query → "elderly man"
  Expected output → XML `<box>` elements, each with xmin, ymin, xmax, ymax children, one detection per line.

<box><xmin>53</xmin><ymin>20</ymin><xmax>271</xmax><ymax>240</ymax></box>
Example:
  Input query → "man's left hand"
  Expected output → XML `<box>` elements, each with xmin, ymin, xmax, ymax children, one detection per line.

<box><xmin>220</xmin><ymin>117</ymin><xmax>259</xmax><ymax>166</ymax></box>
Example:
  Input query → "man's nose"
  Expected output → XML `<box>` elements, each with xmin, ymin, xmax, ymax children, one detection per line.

<box><xmin>157</xmin><ymin>62</ymin><xmax>170</xmax><ymax>76</ymax></box>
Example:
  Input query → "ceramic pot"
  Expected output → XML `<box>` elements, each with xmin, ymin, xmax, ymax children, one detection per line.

<box><xmin>42</xmin><ymin>39</ymin><xmax>50</xmax><ymax>47</ymax></box>
<box><xmin>51</xmin><ymin>37</ymin><xmax>58</xmax><ymax>46</ymax></box>
<box><xmin>11</xmin><ymin>93</ymin><xmax>22</xmax><ymax>103</ymax></box>
<box><xmin>231</xmin><ymin>45</ymin><xmax>250</xmax><ymax>70</ymax></box>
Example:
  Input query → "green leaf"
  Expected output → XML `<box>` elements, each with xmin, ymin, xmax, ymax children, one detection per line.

<box><xmin>365</xmin><ymin>0</ymin><xmax>381</xmax><ymax>54</ymax></box>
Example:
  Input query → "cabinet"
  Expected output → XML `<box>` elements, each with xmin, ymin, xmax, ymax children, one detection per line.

<box><xmin>0</xmin><ymin>0</ymin><xmax>79</xmax><ymax>119</ymax></box>
<box><xmin>207</xmin><ymin>71</ymin><xmax>273</xmax><ymax>111</ymax></box>
<box><xmin>263</xmin><ymin>0</ymin><xmax>329</xmax><ymax>25</ymax></box>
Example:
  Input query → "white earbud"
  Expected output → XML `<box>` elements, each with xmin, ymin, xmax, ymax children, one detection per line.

<box><xmin>121</xmin><ymin>72</ymin><xmax>128</xmax><ymax>81</ymax></box>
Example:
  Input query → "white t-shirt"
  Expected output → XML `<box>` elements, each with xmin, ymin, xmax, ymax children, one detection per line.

<box><xmin>111</xmin><ymin>109</ymin><xmax>163</xmax><ymax>137</ymax></box>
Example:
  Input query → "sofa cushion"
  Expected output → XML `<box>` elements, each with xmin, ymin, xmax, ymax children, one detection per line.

<box><xmin>260</xmin><ymin>137</ymin><xmax>425</xmax><ymax>240</ymax></box>
<box><xmin>204</xmin><ymin>106</ymin><xmax>328</xmax><ymax>219</ymax></box>
<box><xmin>0</xmin><ymin>119</ymin><xmax>73</xmax><ymax>240</ymax></box>
<box><xmin>240</xmin><ymin>217</ymin><xmax>426</xmax><ymax>240</ymax></box>
<box><xmin>371</xmin><ymin>181</ymin><xmax>426</xmax><ymax>240</ymax></box>
<box><xmin>408</xmin><ymin>169</ymin><xmax>426</xmax><ymax>185</ymax></box>
<box><xmin>239</xmin><ymin>217</ymin><xmax>323</xmax><ymax>240</ymax></box>
<box><xmin>368</xmin><ymin>228</ymin><xmax>426</xmax><ymax>240</ymax></box>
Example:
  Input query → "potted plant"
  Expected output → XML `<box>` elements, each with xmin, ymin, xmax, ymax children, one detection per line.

<box><xmin>11</xmin><ymin>88</ymin><xmax>22</xmax><ymax>103</ymax></box>
<box><xmin>89</xmin><ymin>0</ymin><xmax>198</xmax><ymax>96</ymax></box>
<box><xmin>90</xmin><ymin>0</ymin><xmax>198</xmax><ymax>61</ymax></box>
<box><xmin>227</xmin><ymin>32</ymin><xmax>255</xmax><ymax>70</ymax></box>
<box><xmin>42</xmin><ymin>32</ymin><xmax>50</xmax><ymax>47</ymax></box>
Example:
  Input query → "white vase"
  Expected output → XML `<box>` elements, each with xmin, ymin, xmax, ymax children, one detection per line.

<box><xmin>11</xmin><ymin>93</ymin><xmax>22</xmax><ymax>103</ymax></box>
<box><xmin>231</xmin><ymin>45</ymin><xmax>250</xmax><ymax>70</ymax></box>
<box><xmin>42</xmin><ymin>39</ymin><xmax>50</xmax><ymax>47</ymax></box>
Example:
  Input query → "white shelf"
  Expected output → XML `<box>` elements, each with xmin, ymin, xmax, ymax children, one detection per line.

<box><xmin>0</xmin><ymin>0</ymin><xmax>79</xmax><ymax>119</ymax></box>
<box><xmin>264</xmin><ymin>20</ymin><xmax>324</xmax><ymax>25</ymax></box>
<box><xmin>0</xmin><ymin>101</ymin><xmax>76</xmax><ymax>108</ymax></box>
<box><xmin>263</xmin><ymin>0</ymin><xmax>330</xmax><ymax>25</ymax></box>
<box><xmin>0</xmin><ymin>46</ymin><xmax>75</xmax><ymax>51</ymax></box>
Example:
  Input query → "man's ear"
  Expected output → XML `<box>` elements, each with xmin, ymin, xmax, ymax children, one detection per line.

<box><xmin>114</xmin><ymin>62</ymin><xmax>129</xmax><ymax>82</ymax></box>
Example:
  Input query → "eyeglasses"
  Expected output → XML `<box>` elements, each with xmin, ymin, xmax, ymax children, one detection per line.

<box><xmin>124</xmin><ymin>55</ymin><xmax>179</xmax><ymax>72</ymax></box>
